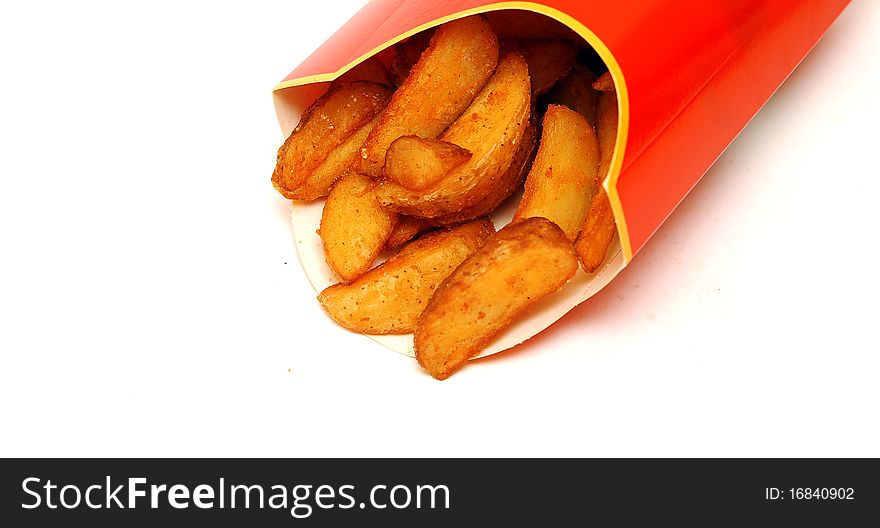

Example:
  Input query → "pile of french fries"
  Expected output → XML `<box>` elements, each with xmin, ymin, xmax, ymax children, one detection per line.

<box><xmin>272</xmin><ymin>12</ymin><xmax>619</xmax><ymax>379</ymax></box>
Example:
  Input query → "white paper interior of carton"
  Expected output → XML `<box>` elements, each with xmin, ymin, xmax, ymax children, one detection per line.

<box><xmin>273</xmin><ymin>85</ymin><xmax>625</xmax><ymax>359</ymax></box>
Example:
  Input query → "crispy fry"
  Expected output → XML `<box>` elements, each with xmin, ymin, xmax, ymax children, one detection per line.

<box><xmin>330</xmin><ymin>56</ymin><xmax>392</xmax><ymax>90</ymax></box>
<box><xmin>542</xmin><ymin>64</ymin><xmax>599</xmax><ymax>125</ymax></box>
<box><xmin>318</xmin><ymin>219</ymin><xmax>494</xmax><ymax>334</ymax></box>
<box><xmin>384</xmin><ymin>136</ymin><xmax>472</xmax><ymax>191</ymax></box>
<box><xmin>289</xmin><ymin>114</ymin><xmax>380</xmax><ymax>201</ymax></box>
<box><xmin>385</xmin><ymin>216</ymin><xmax>434</xmax><ymax>249</ymax></box>
<box><xmin>320</xmin><ymin>173</ymin><xmax>397</xmax><ymax>283</ymax></box>
<box><xmin>486</xmin><ymin>10</ymin><xmax>581</xmax><ymax>41</ymax></box>
<box><xmin>375</xmin><ymin>52</ymin><xmax>531</xmax><ymax>218</ymax></box>
<box><xmin>574</xmin><ymin>189</ymin><xmax>617</xmax><ymax>272</ymax></box>
<box><xmin>574</xmin><ymin>79</ymin><xmax>619</xmax><ymax>272</ymax></box>
<box><xmin>432</xmin><ymin>119</ymin><xmax>536</xmax><ymax>226</ymax></box>
<box><xmin>359</xmin><ymin>15</ymin><xmax>499</xmax><ymax>178</ymax></box>
<box><xmin>415</xmin><ymin>218</ymin><xmax>578</xmax><ymax>380</ymax></box>
<box><xmin>272</xmin><ymin>82</ymin><xmax>391</xmax><ymax>199</ymax></box>
<box><xmin>503</xmin><ymin>38</ymin><xmax>578</xmax><ymax>97</ymax></box>
<box><xmin>592</xmin><ymin>71</ymin><xmax>614</xmax><ymax>92</ymax></box>
<box><xmin>513</xmin><ymin>105</ymin><xmax>599</xmax><ymax>240</ymax></box>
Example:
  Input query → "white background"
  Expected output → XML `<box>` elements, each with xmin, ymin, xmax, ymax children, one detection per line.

<box><xmin>1</xmin><ymin>1</ymin><xmax>878</xmax><ymax>457</ymax></box>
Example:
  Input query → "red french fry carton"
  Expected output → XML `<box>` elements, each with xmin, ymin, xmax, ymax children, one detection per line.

<box><xmin>273</xmin><ymin>0</ymin><xmax>849</xmax><ymax>357</ymax></box>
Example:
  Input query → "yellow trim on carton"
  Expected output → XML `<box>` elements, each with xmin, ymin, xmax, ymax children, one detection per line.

<box><xmin>274</xmin><ymin>2</ymin><xmax>633</xmax><ymax>262</ymax></box>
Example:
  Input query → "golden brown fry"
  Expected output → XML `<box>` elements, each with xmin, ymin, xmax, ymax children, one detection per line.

<box><xmin>375</xmin><ymin>52</ymin><xmax>531</xmax><ymax>218</ymax></box>
<box><xmin>574</xmin><ymin>79</ymin><xmax>619</xmax><ymax>272</ymax></box>
<box><xmin>574</xmin><ymin>189</ymin><xmax>616</xmax><ymax>272</ymax></box>
<box><xmin>542</xmin><ymin>64</ymin><xmax>599</xmax><ymax>125</ymax></box>
<box><xmin>318</xmin><ymin>219</ymin><xmax>495</xmax><ymax>335</ymax></box>
<box><xmin>592</xmin><ymin>71</ymin><xmax>614</xmax><ymax>92</ymax></box>
<box><xmin>384</xmin><ymin>136</ymin><xmax>472</xmax><ymax>191</ymax></box>
<box><xmin>415</xmin><ymin>218</ymin><xmax>578</xmax><ymax>380</ymax></box>
<box><xmin>330</xmin><ymin>56</ymin><xmax>392</xmax><ymax>90</ymax></box>
<box><xmin>432</xmin><ymin>119</ymin><xmax>536</xmax><ymax>226</ymax></box>
<box><xmin>289</xmin><ymin>114</ymin><xmax>380</xmax><ymax>201</ymax></box>
<box><xmin>389</xmin><ymin>29</ymin><xmax>435</xmax><ymax>86</ymax></box>
<box><xmin>513</xmin><ymin>105</ymin><xmax>599</xmax><ymax>240</ymax></box>
<box><xmin>486</xmin><ymin>10</ymin><xmax>581</xmax><ymax>40</ymax></box>
<box><xmin>320</xmin><ymin>173</ymin><xmax>397</xmax><ymax>283</ymax></box>
<box><xmin>503</xmin><ymin>39</ymin><xmax>578</xmax><ymax>97</ymax></box>
<box><xmin>385</xmin><ymin>216</ymin><xmax>434</xmax><ymax>250</ymax></box>
<box><xmin>359</xmin><ymin>15</ymin><xmax>499</xmax><ymax>178</ymax></box>
<box><xmin>272</xmin><ymin>82</ymin><xmax>391</xmax><ymax>199</ymax></box>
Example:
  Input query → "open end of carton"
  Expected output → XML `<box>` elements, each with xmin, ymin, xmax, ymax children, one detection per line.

<box><xmin>272</xmin><ymin>6</ymin><xmax>629</xmax><ymax>358</ymax></box>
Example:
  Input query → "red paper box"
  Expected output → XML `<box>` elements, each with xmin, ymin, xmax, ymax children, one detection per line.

<box><xmin>273</xmin><ymin>0</ymin><xmax>849</xmax><ymax>357</ymax></box>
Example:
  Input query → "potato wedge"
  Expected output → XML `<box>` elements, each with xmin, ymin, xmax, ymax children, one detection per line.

<box><xmin>330</xmin><ymin>56</ymin><xmax>392</xmax><ymax>90</ymax></box>
<box><xmin>592</xmin><ymin>71</ymin><xmax>615</xmax><ymax>92</ymax></box>
<box><xmin>574</xmin><ymin>82</ymin><xmax>619</xmax><ymax>272</ymax></box>
<box><xmin>486</xmin><ymin>10</ymin><xmax>581</xmax><ymax>41</ymax></box>
<box><xmin>289</xmin><ymin>114</ymin><xmax>380</xmax><ymax>201</ymax></box>
<box><xmin>359</xmin><ymin>15</ymin><xmax>499</xmax><ymax>178</ymax></box>
<box><xmin>385</xmin><ymin>216</ymin><xmax>434</xmax><ymax>250</ymax></box>
<box><xmin>318</xmin><ymin>219</ymin><xmax>494</xmax><ymax>334</ymax></box>
<box><xmin>375</xmin><ymin>52</ymin><xmax>531</xmax><ymax>218</ymax></box>
<box><xmin>432</xmin><ymin>119</ymin><xmax>536</xmax><ymax>226</ymax></box>
<box><xmin>272</xmin><ymin>82</ymin><xmax>391</xmax><ymax>199</ymax></box>
<box><xmin>384</xmin><ymin>136</ymin><xmax>472</xmax><ymax>191</ymax></box>
<box><xmin>320</xmin><ymin>173</ymin><xmax>397</xmax><ymax>283</ymax></box>
<box><xmin>574</xmin><ymin>189</ymin><xmax>617</xmax><ymax>272</ymax></box>
<box><xmin>415</xmin><ymin>218</ymin><xmax>578</xmax><ymax>380</ymax></box>
<box><xmin>513</xmin><ymin>105</ymin><xmax>599</xmax><ymax>240</ymax></box>
<box><xmin>503</xmin><ymin>38</ymin><xmax>578</xmax><ymax>97</ymax></box>
<box><xmin>542</xmin><ymin>64</ymin><xmax>599</xmax><ymax>125</ymax></box>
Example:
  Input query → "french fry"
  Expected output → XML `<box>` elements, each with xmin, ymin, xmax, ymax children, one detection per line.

<box><xmin>432</xmin><ymin>119</ymin><xmax>536</xmax><ymax>226</ymax></box>
<box><xmin>384</xmin><ymin>136</ymin><xmax>472</xmax><ymax>191</ymax></box>
<box><xmin>289</xmin><ymin>114</ymin><xmax>380</xmax><ymax>201</ymax></box>
<box><xmin>415</xmin><ymin>218</ymin><xmax>578</xmax><ymax>380</ymax></box>
<box><xmin>574</xmin><ymin>76</ymin><xmax>619</xmax><ymax>272</ymax></box>
<box><xmin>513</xmin><ymin>105</ymin><xmax>599</xmax><ymax>240</ymax></box>
<box><xmin>375</xmin><ymin>52</ymin><xmax>531</xmax><ymax>218</ymax></box>
<box><xmin>318</xmin><ymin>219</ymin><xmax>495</xmax><ymax>334</ymax></box>
<box><xmin>592</xmin><ymin>71</ymin><xmax>615</xmax><ymax>92</ymax></box>
<box><xmin>574</xmin><ymin>189</ymin><xmax>617</xmax><ymax>272</ymax></box>
<box><xmin>503</xmin><ymin>38</ymin><xmax>579</xmax><ymax>97</ymax></box>
<box><xmin>330</xmin><ymin>56</ymin><xmax>392</xmax><ymax>90</ymax></box>
<box><xmin>359</xmin><ymin>15</ymin><xmax>499</xmax><ymax>178</ymax></box>
<box><xmin>272</xmin><ymin>82</ymin><xmax>391</xmax><ymax>199</ymax></box>
<box><xmin>542</xmin><ymin>64</ymin><xmax>599</xmax><ymax>125</ymax></box>
<box><xmin>320</xmin><ymin>173</ymin><xmax>397</xmax><ymax>283</ymax></box>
